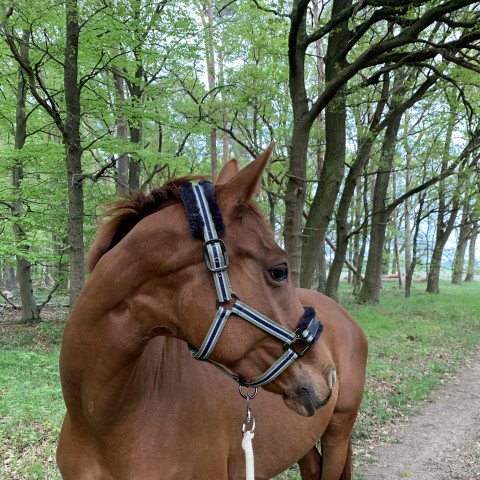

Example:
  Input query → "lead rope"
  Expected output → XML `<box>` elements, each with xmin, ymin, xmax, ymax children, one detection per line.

<box><xmin>240</xmin><ymin>386</ymin><xmax>257</xmax><ymax>480</ymax></box>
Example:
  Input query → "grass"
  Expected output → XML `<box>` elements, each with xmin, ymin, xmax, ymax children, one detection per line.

<box><xmin>1</xmin><ymin>311</ymin><xmax>65</xmax><ymax>480</ymax></box>
<box><xmin>341</xmin><ymin>280</ymin><xmax>480</xmax><ymax>444</ymax></box>
<box><xmin>1</xmin><ymin>281</ymin><xmax>480</xmax><ymax>479</ymax></box>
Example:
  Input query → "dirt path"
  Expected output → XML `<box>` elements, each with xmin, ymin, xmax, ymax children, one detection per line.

<box><xmin>356</xmin><ymin>350</ymin><xmax>480</xmax><ymax>480</ymax></box>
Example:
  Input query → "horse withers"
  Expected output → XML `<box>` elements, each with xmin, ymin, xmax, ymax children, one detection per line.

<box><xmin>57</xmin><ymin>144</ymin><xmax>367</xmax><ymax>479</ymax></box>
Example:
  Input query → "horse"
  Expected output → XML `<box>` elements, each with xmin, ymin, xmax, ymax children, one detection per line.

<box><xmin>57</xmin><ymin>143</ymin><xmax>367</xmax><ymax>480</ymax></box>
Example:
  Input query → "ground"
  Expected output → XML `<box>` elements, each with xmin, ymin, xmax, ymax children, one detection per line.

<box><xmin>355</xmin><ymin>349</ymin><xmax>480</xmax><ymax>480</ymax></box>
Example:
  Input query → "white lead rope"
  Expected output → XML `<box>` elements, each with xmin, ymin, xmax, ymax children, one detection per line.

<box><xmin>240</xmin><ymin>386</ymin><xmax>257</xmax><ymax>480</ymax></box>
<box><xmin>242</xmin><ymin>430</ymin><xmax>255</xmax><ymax>480</ymax></box>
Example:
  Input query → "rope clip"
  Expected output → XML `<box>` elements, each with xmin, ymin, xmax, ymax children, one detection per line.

<box><xmin>239</xmin><ymin>385</ymin><xmax>257</xmax><ymax>436</ymax></box>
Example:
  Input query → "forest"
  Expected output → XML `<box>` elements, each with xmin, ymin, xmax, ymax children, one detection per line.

<box><xmin>1</xmin><ymin>0</ymin><xmax>479</xmax><ymax>322</ymax></box>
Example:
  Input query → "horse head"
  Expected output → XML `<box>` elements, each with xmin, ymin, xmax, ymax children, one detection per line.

<box><xmin>162</xmin><ymin>144</ymin><xmax>336</xmax><ymax>416</ymax></box>
<box><xmin>87</xmin><ymin>144</ymin><xmax>336</xmax><ymax>417</ymax></box>
<box><xmin>199</xmin><ymin>145</ymin><xmax>336</xmax><ymax>416</ymax></box>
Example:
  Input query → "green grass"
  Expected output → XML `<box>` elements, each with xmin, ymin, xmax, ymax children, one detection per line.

<box><xmin>340</xmin><ymin>281</ymin><xmax>480</xmax><ymax>444</ymax></box>
<box><xmin>1</xmin><ymin>311</ymin><xmax>65</xmax><ymax>480</ymax></box>
<box><xmin>1</xmin><ymin>281</ymin><xmax>480</xmax><ymax>479</ymax></box>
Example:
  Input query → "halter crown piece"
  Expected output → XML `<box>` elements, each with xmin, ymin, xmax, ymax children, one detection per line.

<box><xmin>179</xmin><ymin>180</ymin><xmax>323</xmax><ymax>388</ymax></box>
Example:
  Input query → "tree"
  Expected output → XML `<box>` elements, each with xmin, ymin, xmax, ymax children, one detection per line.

<box><xmin>452</xmin><ymin>197</ymin><xmax>477</xmax><ymax>284</ymax></box>
<box><xmin>283</xmin><ymin>0</ymin><xmax>480</xmax><ymax>285</ymax></box>
<box><xmin>465</xmin><ymin>221</ymin><xmax>478</xmax><ymax>281</ymax></box>
<box><xmin>357</xmin><ymin>72</ymin><xmax>406</xmax><ymax>303</ymax></box>
<box><xmin>3</xmin><ymin>1</ymin><xmax>115</xmax><ymax>306</ymax></box>
<box><xmin>10</xmin><ymin>29</ymin><xmax>40</xmax><ymax>323</ymax></box>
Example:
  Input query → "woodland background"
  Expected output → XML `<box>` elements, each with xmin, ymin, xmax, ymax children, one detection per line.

<box><xmin>0</xmin><ymin>0</ymin><xmax>479</xmax><ymax>323</ymax></box>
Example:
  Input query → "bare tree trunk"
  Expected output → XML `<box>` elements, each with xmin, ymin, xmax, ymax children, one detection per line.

<box><xmin>403</xmin><ymin>114</ymin><xmax>413</xmax><ymax>285</ymax></box>
<box><xmin>312</xmin><ymin>0</ymin><xmax>326</xmax><ymax>289</ymax></box>
<box><xmin>426</xmin><ymin>114</ymin><xmax>456</xmax><ymax>294</ymax></box>
<box><xmin>324</xmin><ymin>133</ymin><xmax>378</xmax><ymax>300</ymax></box>
<box><xmin>352</xmin><ymin>181</ymin><xmax>362</xmax><ymax>295</ymax></box>
<box><xmin>452</xmin><ymin>207</ymin><xmax>472</xmax><ymax>285</ymax></box>
<box><xmin>353</xmin><ymin>175</ymin><xmax>369</xmax><ymax>296</ymax></box>
<box><xmin>65</xmin><ymin>0</ymin><xmax>85</xmax><ymax>308</ymax></box>
<box><xmin>357</xmin><ymin>86</ymin><xmax>403</xmax><ymax>303</ymax></box>
<box><xmin>198</xmin><ymin>0</ymin><xmax>218</xmax><ymax>179</ymax></box>
<box><xmin>391</xmin><ymin>172</ymin><xmax>402</xmax><ymax>286</ymax></box>
<box><xmin>128</xmin><ymin>92</ymin><xmax>143</xmax><ymax>192</ymax></box>
<box><xmin>393</xmin><ymin>231</ymin><xmax>402</xmax><ymax>287</ymax></box>
<box><xmin>313</xmin><ymin>0</ymin><xmax>325</xmax><ymax>178</ymax></box>
<box><xmin>405</xmin><ymin>193</ymin><xmax>426</xmax><ymax>298</ymax></box>
<box><xmin>285</xmin><ymin>116</ymin><xmax>310</xmax><ymax>284</ymax></box>
<box><xmin>284</xmin><ymin>2</ymin><xmax>315</xmax><ymax>285</ymax></box>
<box><xmin>347</xmin><ymin>244</ymin><xmax>353</xmax><ymax>283</ymax></box>
<box><xmin>112</xmin><ymin>62</ymin><xmax>129</xmax><ymax>196</ymax></box>
<box><xmin>218</xmin><ymin>46</ymin><xmax>229</xmax><ymax>165</ymax></box>
<box><xmin>12</xmin><ymin>29</ymin><xmax>40</xmax><ymax>323</ymax></box>
<box><xmin>465</xmin><ymin>226</ymin><xmax>477</xmax><ymax>281</ymax></box>
<box><xmin>300</xmin><ymin>0</ymin><xmax>351</xmax><ymax>290</ymax></box>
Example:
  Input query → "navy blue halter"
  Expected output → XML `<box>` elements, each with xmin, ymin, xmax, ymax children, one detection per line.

<box><xmin>179</xmin><ymin>180</ymin><xmax>323</xmax><ymax>388</ymax></box>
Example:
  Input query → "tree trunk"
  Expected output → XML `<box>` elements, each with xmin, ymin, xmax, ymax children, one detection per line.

<box><xmin>451</xmin><ymin>207</ymin><xmax>472</xmax><ymax>285</ymax></box>
<box><xmin>393</xmin><ymin>229</ymin><xmax>403</xmax><ymax>287</ymax></box>
<box><xmin>285</xmin><ymin>118</ymin><xmax>310</xmax><ymax>285</ymax></box>
<box><xmin>357</xmin><ymin>94</ymin><xmax>403</xmax><ymax>304</ymax></box>
<box><xmin>300</xmin><ymin>0</ymin><xmax>351</xmax><ymax>290</ymax></box>
<box><xmin>352</xmin><ymin>179</ymin><xmax>364</xmax><ymax>296</ymax></box>
<box><xmin>465</xmin><ymin>227</ymin><xmax>477</xmax><ymax>281</ymax></box>
<box><xmin>426</xmin><ymin>114</ymin><xmax>456</xmax><ymax>294</ymax></box>
<box><xmin>218</xmin><ymin>46</ymin><xmax>229</xmax><ymax>165</ymax></box>
<box><xmin>403</xmin><ymin>114</ymin><xmax>413</xmax><ymax>286</ymax></box>
<box><xmin>382</xmin><ymin>232</ymin><xmax>392</xmax><ymax>275</ymax></box>
<box><xmin>313</xmin><ymin>0</ymin><xmax>326</xmax><ymax>292</ymax></box>
<box><xmin>112</xmin><ymin>62</ymin><xmax>129</xmax><ymax>196</ymax></box>
<box><xmin>199</xmin><ymin>0</ymin><xmax>218</xmax><ymax>179</ymax></box>
<box><xmin>324</xmin><ymin>137</ymin><xmax>375</xmax><ymax>300</ymax></box>
<box><xmin>405</xmin><ymin>193</ymin><xmax>425</xmax><ymax>298</ymax></box>
<box><xmin>11</xmin><ymin>29</ymin><xmax>40</xmax><ymax>323</ymax></box>
<box><xmin>313</xmin><ymin>0</ymin><xmax>325</xmax><ymax>178</ymax></box>
<box><xmin>129</xmin><ymin>122</ymin><xmax>141</xmax><ymax>190</ymax></box>
<box><xmin>284</xmin><ymin>1</ymin><xmax>313</xmax><ymax>285</ymax></box>
<box><xmin>64</xmin><ymin>0</ymin><xmax>84</xmax><ymax>308</ymax></box>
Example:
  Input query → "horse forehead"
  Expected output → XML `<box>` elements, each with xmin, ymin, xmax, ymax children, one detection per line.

<box><xmin>227</xmin><ymin>211</ymin><xmax>284</xmax><ymax>255</ymax></box>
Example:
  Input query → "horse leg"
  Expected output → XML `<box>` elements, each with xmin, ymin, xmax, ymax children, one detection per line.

<box><xmin>319</xmin><ymin>411</ymin><xmax>356</xmax><ymax>480</ymax></box>
<box><xmin>297</xmin><ymin>439</ymin><xmax>351</xmax><ymax>480</ymax></box>
<box><xmin>319</xmin><ymin>437</ymin><xmax>351</xmax><ymax>480</ymax></box>
<box><xmin>298</xmin><ymin>445</ymin><xmax>322</xmax><ymax>479</ymax></box>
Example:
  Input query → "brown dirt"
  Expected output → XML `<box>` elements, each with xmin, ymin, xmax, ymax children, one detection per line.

<box><xmin>355</xmin><ymin>349</ymin><xmax>480</xmax><ymax>480</ymax></box>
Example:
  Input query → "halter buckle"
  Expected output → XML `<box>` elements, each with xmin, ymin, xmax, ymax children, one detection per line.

<box><xmin>284</xmin><ymin>330</ymin><xmax>312</xmax><ymax>358</ymax></box>
<box><xmin>203</xmin><ymin>239</ymin><xmax>229</xmax><ymax>272</ymax></box>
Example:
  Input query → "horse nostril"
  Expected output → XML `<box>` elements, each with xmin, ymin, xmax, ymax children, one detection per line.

<box><xmin>327</xmin><ymin>367</ymin><xmax>337</xmax><ymax>390</ymax></box>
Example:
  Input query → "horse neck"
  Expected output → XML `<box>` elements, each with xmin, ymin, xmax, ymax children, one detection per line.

<box><xmin>60</xmin><ymin>257</ymin><xmax>182</xmax><ymax>427</ymax></box>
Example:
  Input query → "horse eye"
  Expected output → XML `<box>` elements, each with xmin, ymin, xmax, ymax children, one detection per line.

<box><xmin>267</xmin><ymin>264</ymin><xmax>289</xmax><ymax>282</ymax></box>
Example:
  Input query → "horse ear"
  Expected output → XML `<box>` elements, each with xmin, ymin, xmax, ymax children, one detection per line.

<box><xmin>218</xmin><ymin>142</ymin><xmax>275</xmax><ymax>217</ymax></box>
<box><xmin>215</xmin><ymin>158</ymin><xmax>240</xmax><ymax>185</ymax></box>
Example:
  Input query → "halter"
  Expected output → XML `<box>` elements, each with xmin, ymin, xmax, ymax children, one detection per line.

<box><xmin>179</xmin><ymin>180</ymin><xmax>323</xmax><ymax>388</ymax></box>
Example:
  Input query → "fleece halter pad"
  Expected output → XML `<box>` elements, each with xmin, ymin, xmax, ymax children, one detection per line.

<box><xmin>179</xmin><ymin>180</ymin><xmax>323</xmax><ymax>388</ymax></box>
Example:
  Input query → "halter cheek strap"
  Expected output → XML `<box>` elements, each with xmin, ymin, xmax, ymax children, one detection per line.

<box><xmin>179</xmin><ymin>181</ymin><xmax>323</xmax><ymax>388</ymax></box>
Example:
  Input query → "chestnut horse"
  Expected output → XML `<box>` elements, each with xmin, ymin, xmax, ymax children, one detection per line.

<box><xmin>57</xmin><ymin>145</ymin><xmax>367</xmax><ymax>479</ymax></box>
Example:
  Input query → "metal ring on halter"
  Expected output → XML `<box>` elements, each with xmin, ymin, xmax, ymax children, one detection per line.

<box><xmin>239</xmin><ymin>385</ymin><xmax>258</xmax><ymax>400</ymax></box>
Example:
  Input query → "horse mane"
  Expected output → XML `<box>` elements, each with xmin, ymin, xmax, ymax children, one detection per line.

<box><xmin>87</xmin><ymin>176</ymin><xmax>205</xmax><ymax>272</ymax></box>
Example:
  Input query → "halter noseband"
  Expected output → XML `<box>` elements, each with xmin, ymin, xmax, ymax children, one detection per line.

<box><xmin>179</xmin><ymin>180</ymin><xmax>323</xmax><ymax>388</ymax></box>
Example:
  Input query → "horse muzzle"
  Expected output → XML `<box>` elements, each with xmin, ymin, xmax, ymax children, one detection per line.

<box><xmin>283</xmin><ymin>366</ymin><xmax>336</xmax><ymax>417</ymax></box>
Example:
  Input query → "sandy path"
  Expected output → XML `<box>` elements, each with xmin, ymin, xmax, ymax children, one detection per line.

<box><xmin>356</xmin><ymin>350</ymin><xmax>480</xmax><ymax>480</ymax></box>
